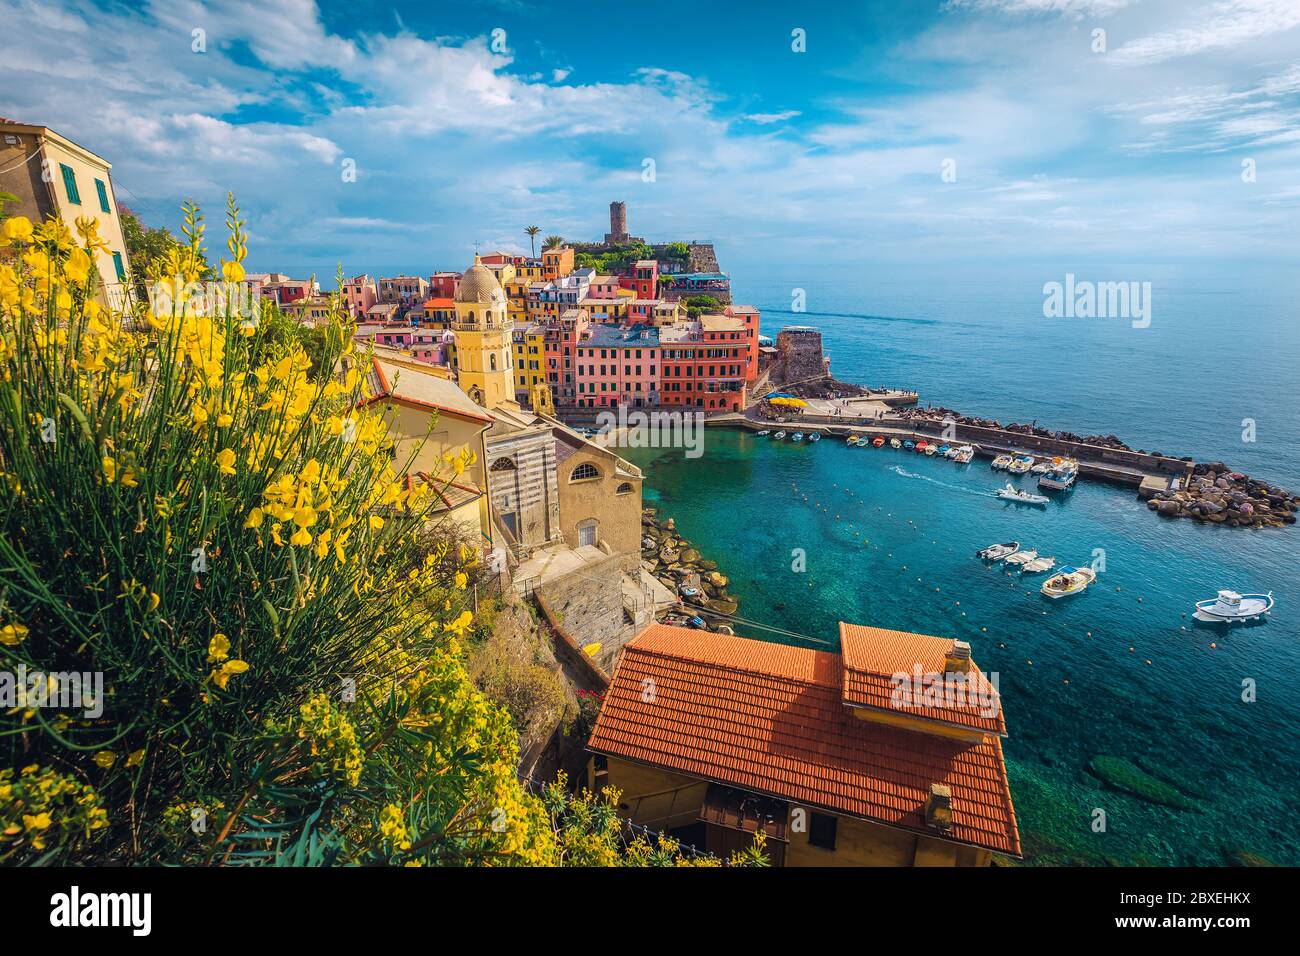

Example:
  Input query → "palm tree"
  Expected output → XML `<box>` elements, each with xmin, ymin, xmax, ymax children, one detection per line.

<box><xmin>525</xmin><ymin>225</ymin><xmax>540</xmax><ymax>258</ymax></box>
<box><xmin>543</xmin><ymin>235</ymin><xmax>564</xmax><ymax>251</ymax></box>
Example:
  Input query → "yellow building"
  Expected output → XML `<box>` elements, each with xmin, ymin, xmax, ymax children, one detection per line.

<box><xmin>0</xmin><ymin>119</ymin><xmax>132</xmax><ymax>308</ymax></box>
<box><xmin>452</xmin><ymin>256</ymin><xmax>516</xmax><ymax>411</ymax></box>
<box><xmin>512</xmin><ymin>322</ymin><xmax>546</xmax><ymax>401</ymax></box>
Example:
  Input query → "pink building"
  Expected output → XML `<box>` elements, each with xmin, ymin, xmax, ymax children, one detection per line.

<box><xmin>573</xmin><ymin>324</ymin><xmax>661</xmax><ymax>409</ymax></box>
<box><xmin>429</xmin><ymin>272</ymin><xmax>461</xmax><ymax>299</ymax></box>
<box><xmin>631</xmin><ymin>259</ymin><xmax>658</xmax><ymax>298</ymax></box>
<box><xmin>342</xmin><ymin>275</ymin><xmax>377</xmax><ymax>319</ymax></box>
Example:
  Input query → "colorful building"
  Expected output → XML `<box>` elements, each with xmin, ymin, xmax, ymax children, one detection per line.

<box><xmin>451</xmin><ymin>256</ymin><xmax>515</xmax><ymax>410</ymax></box>
<box><xmin>342</xmin><ymin>275</ymin><xmax>377</xmax><ymax>319</ymax></box>
<box><xmin>541</xmin><ymin>245</ymin><xmax>574</xmax><ymax>280</ymax></box>
<box><xmin>512</xmin><ymin>322</ymin><xmax>547</xmax><ymax>403</ymax></box>
<box><xmin>573</xmin><ymin>324</ymin><xmax>661</xmax><ymax>409</ymax></box>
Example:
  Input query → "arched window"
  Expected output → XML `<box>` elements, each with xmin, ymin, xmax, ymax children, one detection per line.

<box><xmin>490</xmin><ymin>354</ymin><xmax>497</xmax><ymax>371</ymax></box>
<box><xmin>570</xmin><ymin>462</ymin><xmax>600</xmax><ymax>482</ymax></box>
<box><xmin>616</xmin><ymin>482</ymin><xmax>634</xmax><ymax>495</ymax></box>
<box><xmin>490</xmin><ymin>457</ymin><xmax>516</xmax><ymax>472</ymax></box>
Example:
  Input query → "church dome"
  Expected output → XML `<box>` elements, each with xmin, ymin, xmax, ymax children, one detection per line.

<box><xmin>455</xmin><ymin>258</ymin><xmax>503</xmax><ymax>304</ymax></box>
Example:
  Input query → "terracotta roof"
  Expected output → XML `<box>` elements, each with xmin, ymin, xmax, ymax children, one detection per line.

<box><xmin>587</xmin><ymin>624</ymin><xmax>1020</xmax><ymax>857</ymax></box>
<box><xmin>839</xmin><ymin>623</ymin><xmax>1005</xmax><ymax>735</ymax></box>
<box><xmin>363</xmin><ymin>357</ymin><xmax>493</xmax><ymax>423</ymax></box>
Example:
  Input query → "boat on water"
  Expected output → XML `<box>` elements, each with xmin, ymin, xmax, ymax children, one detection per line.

<box><xmin>915</xmin><ymin>440</ymin><xmax>928</xmax><ymax>453</ymax></box>
<box><xmin>1193</xmin><ymin>590</ymin><xmax>1274</xmax><ymax>623</ymax></box>
<box><xmin>1007</xmin><ymin>456</ymin><xmax>1034</xmax><ymax>474</ymax></box>
<box><xmin>846</xmin><ymin>435</ymin><xmax>859</xmax><ymax>445</ymax></box>
<box><xmin>755</xmin><ymin>429</ymin><xmax>770</xmax><ymax>436</ymax></box>
<box><xmin>1005</xmin><ymin>548</ymin><xmax>1038</xmax><ymax>566</ymax></box>
<box><xmin>977</xmin><ymin>540</ymin><xmax>1020</xmax><ymax>560</ymax></box>
<box><xmin>953</xmin><ymin>445</ymin><xmax>975</xmax><ymax>464</ymax></box>
<box><xmin>1041</xmin><ymin>566</ymin><xmax>1096</xmax><ymax>599</ymax></box>
<box><xmin>1021</xmin><ymin>555</ymin><xmax>1057</xmax><ymax>574</ymax></box>
<box><xmin>996</xmin><ymin>483</ymin><xmax>1050</xmax><ymax>505</ymax></box>
<box><xmin>792</xmin><ymin>432</ymin><xmax>804</xmax><ymax>442</ymax></box>
<box><xmin>890</xmin><ymin>438</ymin><xmax>902</xmax><ymax>449</ymax></box>
<box><xmin>1031</xmin><ymin>461</ymin><xmax>1052</xmax><ymax>474</ymax></box>
<box><xmin>772</xmin><ymin>430</ymin><xmax>786</xmax><ymax>440</ymax></box>
<box><xmin>991</xmin><ymin>454</ymin><xmax>1014</xmax><ymax>470</ymax></box>
<box><xmin>1039</xmin><ymin>458</ymin><xmax>1079</xmax><ymax>491</ymax></box>
<box><xmin>938</xmin><ymin>444</ymin><xmax>951</xmax><ymax>456</ymax></box>
<box><xmin>808</xmin><ymin>432</ymin><xmax>821</xmax><ymax>443</ymax></box>
<box><xmin>873</xmin><ymin>436</ymin><xmax>886</xmax><ymax>448</ymax></box>
<box><xmin>903</xmin><ymin>440</ymin><xmax>915</xmax><ymax>450</ymax></box>
<box><xmin>924</xmin><ymin>443</ymin><xmax>938</xmax><ymax>456</ymax></box>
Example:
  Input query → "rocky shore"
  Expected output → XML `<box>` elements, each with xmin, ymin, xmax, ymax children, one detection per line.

<box><xmin>640</xmin><ymin>507</ymin><xmax>739</xmax><ymax>626</ymax></box>
<box><xmin>1141</xmin><ymin>462</ymin><xmax>1298</xmax><ymax>529</ymax></box>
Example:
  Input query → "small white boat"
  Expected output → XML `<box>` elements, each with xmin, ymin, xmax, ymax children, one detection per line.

<box><xmin>954</xmin><ymin>445</ymin><xmax>975</xmax><ymax>464</ymax></box>
<box><xmin>890</xmin><ymin>438</ymin><xmax>902</xmax><ymax>449</ymax></box>
<box><xmin>756</xmin><ymin>429</ymin><xmax>771</xmax><ymax>436</ymax></box>
<box><xmin>1039</xmin><ymin>458</ymin><xmax>1078</xmax><ymax>491</ymax></box>
<box><xmin>772</xmin><ymin>431</ymin><xmax>786</xmax><ymax>440</ymax></box>
<box><xmin>808</xmin><ymin>432</ymin><xmax>821</xmax><ymax>443</ymax></box>
<box><xmin>1041</xmin><ymin>566</ymin><xmax>1096</xmax><ymax>599</ymax></box>
<box><xmin>996</xmin><ymin>483</ymin><xmax>1050</xmax><ymax>505</ymax></box>
<box><xmin>991</xmin><ymin>454</ymin><xmax>1014</xmax><ymax>470</ymax></box>
<box><xmin>1021</xmin><ymin>555</ymin><xmax>1057</xmax><ymax>574</ymax></box>
<box><xmin>1031</xmin><ymin>461</ymin><xmax>1052</xmax><ymax>475</ymax></box>
<box><xmin>924</xmin><ymin>443</ymin><xmax>937</xmax><ymax>456</ymax></box>
<box><xmin>1005</xmin><ymin>548</ymin><xmax>1038</xmax><ymax>566</ymax></box>
<box><xmin>943</xmin><ymin>445</ymin><xmax>960</xmax><ymax>459</ymax></box>
<box><xmin>1193</xmin><ymin>590</ymin><xmax>1274</xmax><ymax>623</ymax></box>
<box><xmin>1008</xmin><ymin>456</ymin><xmax>1034</xmax><ymax>474</ymax></box>
<box><xmin>792</xmin><ymin>432</ymin><xmax>804</xmax><ymax>442</ymax></box>
<box><xmin>977</xmin><ymin>540</ymin><xmax>1020</xmax><ymax>561</ymax></box>
<box><xmin>846</xmin><ymin>435</ymin><xmax>859</xmax><ymax>445</ymax></box>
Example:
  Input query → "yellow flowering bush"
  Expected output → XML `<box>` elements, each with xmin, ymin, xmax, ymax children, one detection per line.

<box><xmin>0</xmin><ymin>199</ymin><xmax>761</xmax><ymax>867</ymax></box>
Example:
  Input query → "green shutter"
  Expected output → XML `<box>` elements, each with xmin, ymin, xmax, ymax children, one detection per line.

<box><xmin>60</xmin><ymin>164</ymin><xmax>81</xmax><ymax>205</ymax></box>
<box><xmin>95</xmin><ymin>178</ymin><xmax>111</xmax><ymax>213</ymax></box>
<box><xmin>112</xmin><ymin>251</ymin><xmax>125</xmax><ymax>281</ymax></box>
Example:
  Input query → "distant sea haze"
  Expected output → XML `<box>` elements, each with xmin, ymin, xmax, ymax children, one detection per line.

<box><xmin>737</xmin><ymin>265</ymin><xmax>1300</xmax><ymax>489</ymax></box>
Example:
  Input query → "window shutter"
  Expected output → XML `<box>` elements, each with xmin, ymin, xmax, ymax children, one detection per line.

<box><xmin>112</xmin><ymin>251</ymin><xmax>126</xmax><ymax>281</ymax></box>
<box><xmin>60</xmin><ymin>164</ymin><xmax>81</xmax><ymax>205</ymax></box>
<box><xmin>95</xmin><ymin>178</ymin><xmax>111</xmax><ymax>213</ymax></box>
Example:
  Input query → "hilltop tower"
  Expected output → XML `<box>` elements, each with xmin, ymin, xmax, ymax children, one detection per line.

<box><xmin>452</xmin><ymin>256</ymin><xmax>515</xmax><ymax>410</ymax></box>
<box><xmin>605</xmin><ymin>201</ymin><xmax>630</xmax><ymax>244</ymax></box>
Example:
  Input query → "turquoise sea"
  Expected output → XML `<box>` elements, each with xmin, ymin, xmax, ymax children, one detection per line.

<box><xmin>621</xmin><ymin>266</ymin><xmax>1300</xmax><ymax>866</ymax></box>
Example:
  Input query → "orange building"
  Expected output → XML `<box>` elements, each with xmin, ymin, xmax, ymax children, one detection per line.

<box><xmin>541</xmin><ymin>245</ymin><xmax>574</xmax><ymax>280</ymax></box>
<box><xmin>587</xmin><ymin>622</ymin><xmax>1019</xmax><ymax>866</ymax></box>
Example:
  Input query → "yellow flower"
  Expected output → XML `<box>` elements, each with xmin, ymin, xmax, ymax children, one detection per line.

<box><xmin>101</xmin><ymin>455</ymin><xmax>117</xmax><ymax>483</ymax></box>
<box><xmin>216</xmin><ymin>412</ymin><xmax>233</xmax><ymax>428</ymax></box>
<box><xmin>368</xmin><ymin>515</ymin><xmax>384</xmax><ymax>531</ymax></box>
<box><xmin>454</xmin><ymin>571</ymin><xmax>468</xmax><ymax>589</ymax></box>
<box><xmin>244</xmin><ymin>506</ymin><xmax>264</xmax><ymax>529</ymax></box>
<box><xmin>221</xmin><ymin>260</ymin><xmax>245</xmax><ymax>283</ymax></box>
<box><xmin>210</xmin><ymin>659</ymin><xmax>249</xmax><ymax>690</ymax></box>
<box><xmin>290</xmin><ymin>526</ymin><xmax>312</xmax><ymax>547</ymax></box>
<box><xmin>207</xmin><ymin>633</ymin><xmax>231</xmax><ymax>663</ymax></box>
<box><xmin>442</xmin><ymin>610</ymin><xmax>473</xmax><ymax>637</ymax></box>
<box><xmin>216</xmin><ymin>448</ymin><xmax>236</xmax><ymax>475</ymax></box>
<box><xmin>22</xmin><ymin>812</ymin><xmax>52</xmax><ymax>831</ymax></box>
<box><xmin>126</xmin><ymin>749</ymin><xmax>146</xmax><ymax>768</ymax></box>
<box><xmin>0</xmin><ymin>621</ymin><xmax>29</xmax><ymax>646</ymax></box>
<box><xmin>64</xmin><ymin>247</ymin><xmax>92</xmax><ymax>284</ymax></box>
<box><xmin>3</xmin><ymin>216</ymin><xmax>34</xmax><ymax>243</ymax></box>
<box><xmin>92</xmin><ymin>751</ymin><xmax>117</xmax><ymax>769</ymax></box>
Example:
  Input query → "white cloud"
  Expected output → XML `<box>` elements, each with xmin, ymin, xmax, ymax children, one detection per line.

<box><xmin>945</xmin><ymin>0</ymin><xmax>1134</xmax><ymax>16</ymax></box>
<box><xmin>1113</xmin><ymin>0</ymin><xmax>1300</xmax><ymax>63</ymax></box>
<box><xmin>742</xmin><ymin>110</ymin><xmax>802</xmax><ymax>124</ymax></box>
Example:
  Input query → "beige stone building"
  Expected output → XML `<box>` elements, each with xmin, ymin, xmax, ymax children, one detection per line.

<box><xmin>0</xmin><ymin>119</ymin><xmax>132</xmax><ymax>308</ymax></box>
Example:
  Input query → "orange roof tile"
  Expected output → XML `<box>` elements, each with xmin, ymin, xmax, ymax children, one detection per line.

<box><xmin>839</xmin><ymin>623</ymin><xmax>1005</xmax><ymax>736</ymax></box>
<box><xmin>587</xmin><ymin>623</ymin><xmax>1020</xmax><ymax>857</ymax></box>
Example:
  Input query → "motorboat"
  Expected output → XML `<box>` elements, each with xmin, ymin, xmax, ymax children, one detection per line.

<box><xmin>996</xmin><ymin>483</ymin><xmax>1050</xmax><ymax>505</ymax></box>
<box><xmin>903</xmin><ymin>440</ymin><xmax>915</xmax><ymax>450</ymax></box>
<box><xmin>846</xmin><ymin>435</ymin><xmax>859</xmax><ymax>445</ymax></box>
<box><xmin>756</xmin><ymin>429</ymin><xmax>771</xmax><ymax>436</ymax></box>
<box><xmin>915</xmin><ymin>440</ymin><xmax>928</xmax><ymax>453</ymax></box>
<box><xmin>1007</xmin><ymin>456</ymin><xmax>1034</xmax><ymax>474</ymax></box>
<box><xmin>873</xmin><ymin>436</ymin><xmax>886</xmax><ymax>448</ymax></box>
<box><xmin>808</xmin><ymin>432</ymin><xmax>821</xmax><ymax>443</ymax></box>
<box><xmin>938</xmin><ymin>445</ymin><xmax>951</xmax><ymax>456</ymax></box>
<box><xmin>977</xmin><ymin>541</ymin><xmax>1020</xmax><ymax>561</ymax></box>
<box><xmin>991</xmin><ymin>454</ymin><xmax>1013</xmax><ymax>470</ymax></box>
<box><xmin>1004</xmin><ymin>548</ymin><xmax>1038</xmax><ymax>566</ymax></box>
<box><xmin>772</xmin><ymin>430</ymin><xmax>786</xmax><ymax>440</ymax></box>
<box><xmin>924</xmin><ymin>443</ymin><xmax>938</xmax><ymax>456</ymax></box>
<box><xmin>1193</xmin><ymin>590</ymin><xmax>1274</xmax><ymax>623</ymax></box>
<box><xmin>953</xmin><ymin>445</ymin><xmax>975</xmax><ymax>464</ymax></box>
<box><xmin>890</xmin><ymin>438</ymin><xmax>902</xmax><ymax>449</ymax></box>
<box><xmin>1031</xmin><ymin>461</ymin><xmax>1052</xmax><ymax>475</ymax></box>
<box><xmin>1038</xmin><ymin>458</ymin><xmax>1079</xmax><ymax>491</ymax></box>
<box><xmin>1021</xmin><ymin>555</ymin><xmax>1057</xmax><ymax>574</ymax></box>
<box><xmin>792</xmin><ymin>432</ymin><xmax>804</xmax><ymax>442</ymax></box>
<box><xmin>943</xmin><ymin>445</ymin><xmax>959</xmax><ymax>458</ymax></box>
<box><xmin>1041</xmin><ymin>566</ymin><xmax>1096</xmax><ymax>599</ymax></box>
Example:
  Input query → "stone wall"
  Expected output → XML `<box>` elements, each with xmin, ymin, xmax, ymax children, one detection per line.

<box><xmin>485</xmin><ymin>429</ymin><xmax>562</xmax><ymax>551</ymax></box>
<box><xmin>536</xmin><ymin>554</ymin><xmax>628</xmax><ymax>673</ymax></box>
<box><xmin>686</xmin><ymin>243</ymin><xmax>720</xmax><ymax>273</ymax></box>
<box><xmin>776</xmin><ymin>327</ymin><xmax>826</xmax><ymax>383</ymax></box>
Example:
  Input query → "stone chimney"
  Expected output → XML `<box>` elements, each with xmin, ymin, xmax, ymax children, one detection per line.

<box><xmin>925</xmin><ymin>783</ymin><xmax>953</xmax><ymax>831</ymax></box>
<box><xmin>943</xmin><ymin>640</ymin><xmax>973</xmax><ymax>675</ymax></box>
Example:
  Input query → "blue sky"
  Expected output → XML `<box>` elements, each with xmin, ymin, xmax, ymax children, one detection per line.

<box><xmin>2</xmin><ymin>0</ymin><xmax>1299</xmax><ymax>279</ymax></box>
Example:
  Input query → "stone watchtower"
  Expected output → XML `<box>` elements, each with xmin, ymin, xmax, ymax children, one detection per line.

<box><xmin>604</xmin><ymin>201</ymin><xmax>630</xmax><ymax>245</ymax></box>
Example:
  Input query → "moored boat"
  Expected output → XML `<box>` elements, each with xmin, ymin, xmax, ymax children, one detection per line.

<box><xmin>977</xmin><ymin>540</ymin><xmax>1020</xmax><ymax>561</ymax></box>
<box><xmin>772</xmin><ymin>430</ymin><xmax>786</xmax><ymax>440</ymax></box>
<box><xmin>846</xmin><ymin>435</ymin><xmax>859</xmax><ymax>445</ymax></box>
<box><xmin>1021</xmin><ymin>555</ymin><xmax>1057</xmax><ymax>574</ymax></box>
<box><xmin>1005</xmin><ymin>548</ymin><xmax>1038</xmax><ymax>566</ymax></box>
<box><xmin>808</xmin><ymin>432</ymin><xmax>821</xmax><ymax>443</ymax></box>
<box><xmin>1039</xmin><ymin>458</ymin><xmax>1079</xmax><ymax>491</ymax></box>
<box><xmin>1008</xmin><ymin>455</ymin><xmax>1034</xmax><ymax>474</ymax></box>
<box><xmin>954</xmin><ymin>445</ymin><xmax>975</xmax><ymax>464</ymax></box>
<box><xmin>903</xmin><ymin>440</ymin><xmax>915</xmax><ymax>450</ymax></box>
<box><xmin>1041</xmin><ymin>566</ymin><xmax>1096</xmax><ymax>599</ymax></box>
<box><xmin>890</xmin><ymin>438</ymin><xmax>902</xmax><ymax>449</ymax></box>
<box><xmin>792</xmin><ymin>432</ymin><xmax>804</xmax><ymax>442</ymax></box>
<box><xmin>873</xmin><ymin>436</ymin><xmax>886</xmax><ymax>448</ymax></box>
<box><xmin>991</xmin><ymin>454</ymin><xmax>1013</xmax><ymax>470</ymax></box>
<box><xmin>938</xmin><ymin>444</ymin><xmax>951</xmax><ymax>456</ymax></box>
<box><xmin>915</xmin><ymin>440</ymin><xmax>928</xmax><ymax>453</ymax></box>
<box><xmin>1193</xmin><ymin>590</ymin><xmax>1274</xmax><ymax>623</ymax></box>
<box><xmin>756</xmin><ymin>429</ymin><xmax>770</xmax><ymax>436</ymax></box>
<box><xmin>996</xmin><ymin>483</ymin><xmax>1050</xmax><ymax>505</ymax></box>
<box><xmin>924</xmin><ymin>443</ymin><xmax>938</xmax><ymax>456</ymax></box>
